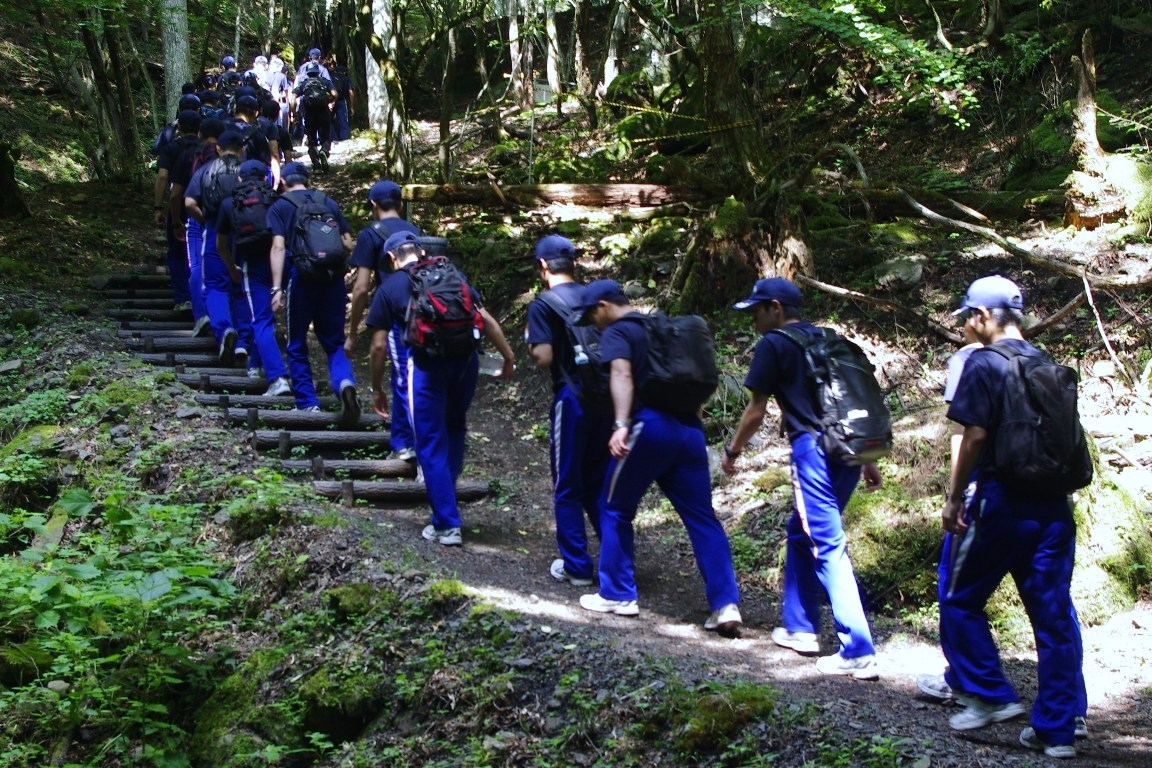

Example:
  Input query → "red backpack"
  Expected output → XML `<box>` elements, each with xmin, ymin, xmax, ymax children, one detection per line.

<box><xmin>403</xmin><ymin>256</ymin><xmax>484</xmax><ymax>358</ymax></box>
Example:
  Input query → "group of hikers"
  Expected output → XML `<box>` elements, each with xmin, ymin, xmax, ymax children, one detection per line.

<box><xmin>149</xmin><ymin>64</ymin><xmax>1093</xmax><ymax>756</ymax></box>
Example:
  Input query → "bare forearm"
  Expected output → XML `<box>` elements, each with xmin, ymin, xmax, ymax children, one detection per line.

<box><xmin>948</xmin><ymin>425</ymin><xmax>986</xmax><ymax>501</ymax></box>
<box><xmin>728</xmin><ymin>395</ymin><xmax>769</xmax><ymax>452</ymax></box>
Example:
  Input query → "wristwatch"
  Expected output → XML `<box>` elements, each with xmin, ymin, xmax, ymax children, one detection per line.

<box><xmin>613</xmin><ymin>420</ymin><xmax>630</xmax><ymax>430</ymax></box>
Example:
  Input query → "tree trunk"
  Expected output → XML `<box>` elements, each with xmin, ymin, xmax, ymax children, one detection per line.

<box><xmin>571</xmin><ymin>0</ymin><xmax>596</xmax><ymax>128</ymax></box>
<box><xmin>359</xmin><ymin>0</ymin><xmax>411</xmax><ymax>177</ymax></box>
<box><xmin>602</xmin><ymin>1</ymin><xmax>626</xmax><ymax>91</ymax></box>
<box><xmin>507</xmin><ymin>0</ymin><xmax>533</xmax><ymax>109</ymax></box>
<box><xmin>696</xmin><ymin>0</ymin><xmax>757</xmax><ymax>189</ymax></box>
<box><xmin>438</xmin><ymin>28</ymin><xmax>456</xmax><ymax>182</ymax></box>
<box><xmin>81</xmin><ymin>13</ymin><xmax>129</xmax><ymax>179</ymax></box>
<box><xmin>103</xmin><ymin>14</ymin><xmax>144</xmax><ymax>182</ymax></box>
<box><xmin>545</xmin><ymin>0</ymin><xmax>561</xmax><ymax>99</ymax></box>
<box><xmin>0</xmin><ymin>143</ymin><xmax>30</xmax><ymax>219</ymax></box>
<box><xmin>160</xmin><ymin>0</ymin><xmax>191</xmax><ymax>120</ymax></box>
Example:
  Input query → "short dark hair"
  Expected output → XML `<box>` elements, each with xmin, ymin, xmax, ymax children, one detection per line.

<box><xmin>282</xmin><ymin>173</ymin><xmax>309</xmax><ymax>187</ymax></box>
<box><xmin>543</xmin><ymin>257</ymin><xmax>574</xmax><ymax>276</ymax></box>
<box><xmin>782</xmin><ymin>304</ymin><xmax>802</xmax><ymax>320</ymax></box>
<box><xmin>181</xmin><ymin>82</ymin><xmax>197</xmax><ymax>95</ymax></box>
<box><xmin>390</xmin><ymin>242</ymin><xmax>423</xmax><ymax>261</ymax></box>
<box><xmin>989</xmin><ymin>307</ymin><xmax>1024</xmax><ymax>328</ymax></box>
<box><xmin>375</xmin><ymin>199</ymin><xmax>403</xmax><ymax>214</ymax></box>
<box><xmin>605</xmin><ymin>295</ymin><xmax>630</xmax><ymax>308</ymax></box>
<box><xmin>260</xmin><ymin>101</ymin><xmax>280</xmax><ymax>119</ymax></box>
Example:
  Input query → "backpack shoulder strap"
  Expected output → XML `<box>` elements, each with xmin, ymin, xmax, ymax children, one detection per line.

<box><xmin>770</xmin><ymin>324</ymin><xmax>812</xmax><ymax>349</ymax></box>
<box><xmin>536</xmin><ymin>289</ymin><xmax>574</xmax><ymax>321</ymax></box>
<box><xmin>981</xmin><ymin>343</ymin><xmax>1018</xmax><ymax>362</ymax></box>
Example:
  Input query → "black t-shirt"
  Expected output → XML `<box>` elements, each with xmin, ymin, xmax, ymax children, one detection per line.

<box><xmin>525</xmin><ymin>282</ymin><xmax>584</xmax><ymax>393</ymax></box>
<box><xmin>350</xmin><ymin>219</ymin><xmax>423</xmax><ymax>282</ymax></box>
<box><xmin>158</xmin><ymin>134</ymin><xmax>200</xmax><ymax>174</ymax></box>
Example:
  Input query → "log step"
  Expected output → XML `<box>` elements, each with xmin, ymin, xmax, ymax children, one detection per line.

<box><xmin>116</xmin><ymin>328</ymin><xmax>196</xmax><ymax>339</ymax></box>
<box><xmin>313</xmin><ymin>479</ymin><xmax>488</xmax><ymax>504</ymax></box>
<box><xmin>106</xmin><ymin>298</ymin><xmax>179</xmax><ymax>310</ymax></box>
<box><xmin>120</xmin><ymin>321</ymin><xmax>194</xmax><ymax>331</ymax></box>
<box><xmin>102</xmin><ymin>289</ymin><xmax>174</xmax><ymax>300</ymax></box>
<box><xmin>252</xmin><ymin>429</ymin><xmax>391</xmax><ymax>456</ymax></box>
<box><xmin>95</xmin><ymin>273</ymin><xmax>172</xmax><ymax>289</ymax></box>
<box><xmin>177</xmin><ymin>373</ymin><xmax>266</xmax><ymax>393</ymax></box>
<box><xmin>140</xmin><ymin>353</ymin><xmax>239</xmax><ymax>367</ymax></box>
<box><xmin>281</xmin><ymin>457</ymin><xmax>416</xmax><ymax>479</ymax></box>
<box><xmin>126</xmin><ymin>336</ymin><xmax>217</xmax><ymax>352</ymax></box>
<box><xmin>107</xmin><ymin>308</ymin><xmax>191</xmax><ymax>321</ymax></box>
<box><xmin>179</xmin><ymin>366</ymin><xmax>258</xmax><ymax>377</ymax></box>
<box><xmin>226</xmin><ymin>407</ymin><xmax>385</xmax><ymax>429</ymax></box>
<box><xmin>195</xmin><ymin>393</ymin><xmax>338</xmax><ymax>410</ymax></box>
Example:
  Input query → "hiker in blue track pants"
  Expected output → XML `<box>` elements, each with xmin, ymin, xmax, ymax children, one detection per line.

<box><xmin>364</xmin><ymin>232</ymin><xmax>516</xmax><ymax>547</ymax></box>
<box><xmin>571</xmin><ymin>280</ymin><xmax>742</xmax><ymax>637</ymax></box>
<box><xmin>267</xmin><ymin>162</ymin><xmax>357</xmax><ymax>417</ymax></box>
<box><xmin>935</xmin><ymin>275</ymin><xmax>1081</xmax><ymax>758</ymax></box>
<box><xmin>722</xmin><ymin>277</ymin><xmax>880</xmax><ymax>679</ymax></box>
<box><xmin>525</xmin><ymin>236</ymin><xmax>612</xmax><ymax>588</ymax></box>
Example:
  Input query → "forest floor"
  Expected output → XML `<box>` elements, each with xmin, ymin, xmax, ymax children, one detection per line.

<box><xmin>4</xmin><ymin>125</ymin><xmax>1152</xmax><ymax>766</ymax></box>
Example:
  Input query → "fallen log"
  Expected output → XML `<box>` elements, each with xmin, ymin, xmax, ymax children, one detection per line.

<box><xmin>107</xmin><ymin>308</ymin><xmax>191</xmax><ymax>321</ymax></box>
<box><xmin>116</xmin><ymin>328</ymin><xmax>195</xmax><ymax>338</ymax></box>
<box><xmin>93</xmin><ymin>273</ymin><xmax>171</xmax><ymax>289</ymax></box>
<box><xmin>405</xmin><ymin>183</ymin><xmax>703</xmax><ymax>208</ymax></box>
<box><xmin>105</xmin><ymin>298</ymin><xmax>178</xmax><ymax>310</ymax></box>
<box><xmin>313</xmin><ymin>479</ymin><xmax>488</xmax><ymax>505</ymax></box>
<box><xmin>103</xmin><ymin>289</ymin><xmax>173</xmax><ymax>300</ymax></box>
<box><xmin>143</xmin><ymin>353</ymin><xmax>239</xmax><ymax>367</ymax></box>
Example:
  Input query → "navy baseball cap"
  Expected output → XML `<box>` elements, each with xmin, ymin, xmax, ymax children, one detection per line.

<box><xmin>308</xmin><ymin>48</ymin><xmax>322</xmax><ymax>58</ymax></box>
<box><xmin>535</xmin><ymin>234</ymin><xmax>575</xmax><ymax>261</ymax></box>
<box><xmin>281</xmin><ymin>161</ymin><xmax>310</xmax><ymax>181</ymax></box>
<box><xmin>732</xmin><ymin>277</ymin><xmax>803</xmax><ymax>311</ymax></box>
<box><xmin>200</xmin><ymin>118</ymin><xmax>226</xmax><ymax>138</ymax></box>
<box><xmin>305</xmin><ymin>62</ymin><xmax>320</xmax><ymax>75</ymax></box>
<box><xmin>236</xmin><ymin>95</ymin><xmax>260</xmax><ymax>112</ymax></box>
<box><xmin>178</xmin><ymin>94</ymin><xmax>201</xmax><ymax>111</ymax></box>
<box><xmin>383</xmin><ymin>231</ymin><xmax>422</xmax><ymax>255</ymax></box>
<box><xmin>222</xmin><ymin>55</ymin><xmax>236</xmax><ymax>67</ymax></box>
<box><xmin>368</xmin><ymin>180</ymin><xmax>402</xmax><ymax>204</ymax></box>
<box><xmin>217</xmin><ymin>130</ymin><xmax>245</xmax><ymax>148</ymax></box>
<box><xmin>177</xmin><ymin>110</ymin><xmax>202</xmax><ymax>131</ymax></box>
<box><xmin>239</xmin><ymin>160</ymin><xmax>267</xmax><ymax>179</ymax></box>
<box><xmin>953</xmin><ymin>275</ymin><xmax>1024</xmax><ymax>316</ymax></box>
<box><xmin>572</xmin><ymin>279</ymin><xmax>627</xmax><ymax>325</ymax></box>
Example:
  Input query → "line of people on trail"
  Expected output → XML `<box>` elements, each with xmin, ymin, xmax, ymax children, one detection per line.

<box><xmin>526</xmin><ymin>251</ymin><xmax>1092</xmax><ymax>759</ymax></box>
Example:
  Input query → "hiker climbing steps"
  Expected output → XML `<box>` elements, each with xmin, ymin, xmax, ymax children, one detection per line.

<box><xmin>98</xmin><ymin>270</ymin><xmax>489</xmax><ymax>509</ymax></box>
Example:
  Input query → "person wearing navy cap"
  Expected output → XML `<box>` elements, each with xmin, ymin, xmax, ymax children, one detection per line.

<box><xmin>292</xmin><ymin>62</ymin><xmax>337</xmax><ymax>171</ymax></box>
<box><xmin>154</xmin><ymin>110</ymin><xmax>203</xmax><ymax>313</ymax></box>
<box><xmin>570</xmin><ymin>280</ymin><xmax>742</xmax><ymax>636</ymax></box>
<box><xmin>347</xmin><ymin>180</ymin><xmax>422</xmax><ymax>459</ymax></box>
<box><xmin>525</xmin><ymin>235</ymin><xmax>612</xmax><ymax>588</ymax></box>
<box><xmin>215</xmin><ymin>159</ymin><xmax>290</xmax><ymax>397</ymax></box>
<box><xmin>929</xmin><ymin>275</ymin><xmax>1082</xmax><ymax>755</ymax></box>
<box><xmin>267</xmin><ymin>162</ymin><xmax>359</xmax><ymax>419</ymax></box>
<box><xmin>184</xmin><ymin>130</ymin><xmax>257</xmax><ymax>369</ymax></box>
<box><xmin>722</xmin><ymin>276</ymin><xmax>881</xmax><ymax>678</ymax></box>
<box><xmin>230</xmin><ymin>93</ymin><xmax>279</xmax><ymax>186</ymax></box>
<box><xmin>295</xmin><ymin>48</ymin><xmax>331</xmax><ymax>82</ymax></box>
<box><xmin>331</xmin><ymin>64</ymin><xmax>354</xmax><ymax>141</ymax></box>
<box><xmin>365</xmin><ymin>232</ymin><xmax>516</xmax><ymax>546</ymax></box>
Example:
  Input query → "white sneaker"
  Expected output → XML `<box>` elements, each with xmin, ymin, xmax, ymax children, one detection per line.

<box><xmin>948</xmin><ymin>699</ymin><xmax>1026</xmax><ymax>730</ymax></box>
<box><xmin>1075</xmin><ymin>716</ymin><xmax>1088</xmax><ymax>739</ymax></box>
<box><xmin>218</xmin><ymin>328</ymin><xmax>237</xmax><ymax>366</ymax></box>
<box><xmin>174</xmin><ymin>301</ymin><xmax>193</xmax><ymax>312</ymax></box>
<box><xmin>390</xmin><ymin>447</ymin><xmax>417</xmax><ymax>462</ymax></box>
<box><xmin>193</xmin><ymin>316</ymin><xmax>212</xmax><ymax>337</ymax></box>
<box><xmin>916</xmin><ymin>673</ymin><xmax>956</xmax><ymax>702</ymax></box>
<box><xmin>579</xmin><ymin>593</ymin><xmax>639</xmax><ymax>616</ymax></box>
<box><xmin>704</xmin><ymin>603</ymin><xmax>742</xmax><ymax>638</ymax></box>
<box><xmin>421</xmin><ymin>524</ymin><xmax>462</xmax><ymax>546</ymax></box>
<box><xmin>815</xmin><ymin>652</ymin><xmax>880</xmax><ymax>681</ymax></box>
<box><xmin>338</xmin><ymin>380</ymin><xmax>360</xmax><ymax>427</ymax></box>
<box><xmin>263</xmin><ymin>377</ymin><xmax>292</xmax><ymax>397</ymax></box>
<box><xmin>770</xmin><ymin>627</ymin><xmax>820</xmax><ymax>655</ymax></box>
<box><xmin>550</xmin><ymin>558</ymin><xmax>593</xmax><ymax>587</ymax></box>
<box><xmin>246</xmin><ymin>366</ymin><xmax>263</xmax><ymax>379</ymax></box>
<box><xmin>234</xmin><ymin>347</ymin><xmax>249</xmax><ymax>366</ymax></box>
<box><xmin>1020</xmin><ymin>727</ymin><xmax>1076</xmax><ymax>758</ymax></box>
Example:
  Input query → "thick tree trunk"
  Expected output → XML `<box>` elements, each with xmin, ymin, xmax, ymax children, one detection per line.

<box><xmin>1066</xmin><ymin>30</ymin><xmax>1126</xmax><ymax>230</ymax></box>
<box><xmin>602</xmin><ymin>1</ymin><xmax>626</xmax><ymax>91</ymax></box>
<box><xmin>507</xmin><ymin>0</ymin><xmax>533</xmax><ymax>109</ymax></box>
<box><xmin>439</xmin><ymin>28</ymin><xmax>456</xmax><ymax>182</ymax></box>
<box><xmin>359</xmin><ymin>0</ymin><xmax>411</xmax><ymax>177</ymax></box>
<box><xmin>81</xmin><ymin>14</ymin><xmax>130</xmax><ymax>180</ymax></box>
<box><xmin>696</xmin><ymin>0</ymin><xmax>757</xmax><ymax>188</ymax></box>
<box><xmin>0</xmin><ymin>143</ymin><xmax>30</xmax><ymax>219</ymax></box>
<box><xmin>160</xmin><ymin>0</ymin><xmax>191</xmax><ymax>119</ymax></box>
<box><xmin>103</xmin><ymin>15</ymin><xmax>144</xmax><ymax>181</ymax></box>
<box><xmin>545</xmin><ymin>0</ymin><xmax>561</xmax><ymax>99</ymax></box>
<box><xmin>571</xmin><ymin>0</ymin><xmax>596</xmax><ymax>129</ymax></box>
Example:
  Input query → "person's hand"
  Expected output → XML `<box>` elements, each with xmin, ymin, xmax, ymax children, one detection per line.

<box><xmin>271</xmin><ymin>291</ymin><xmax>284</xmax><ymax>313</ymax></box>
<box><xmin>174</xmin><ymin>222</ymin><xmax>186</xmax><ymax>243</ymax></box>
<box><xmin>721</xmin><ymin>454</ymin><xmax>738</xmax><ymax>476</ymax></box>
<box><xmin>228</xmin><ymin>264</ymin><xmax>242</xmax><ymax>284</ymax></box>
<box><xmin>941</xmin><ymin>497</ymin><xmax>967</xmax><ymax>535</ymax></box>
<box><xmin>497</xmin><ymin>356</ymin><xmax>515</xmax><ymax>382</ymax></box>
<box><xmin>372</xmin><ymin>390</ymin><xmax>389</xmax><ymax>419</ymax></box>
<box><xmin>862</xmin><ymin>463</ymin><xmax>882</xmax><ymax>492</ymax></box>
<box><xmin>343</xmin><ymin>332</ymin><xmax>357</xmax><ymax>358</ymax></box>
<box><xmin>153</xmin><ymin>209</ymin><xmax>164</xmax><ymax>227</ymax></box>
<box><xmin>608</xmin><ymin>425</ymin><xmax>631</xmax><ymax>459</ymax></box>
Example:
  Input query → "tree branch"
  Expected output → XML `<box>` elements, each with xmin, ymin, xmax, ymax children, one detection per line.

<box><xmin>793</xmin><ymin>274</ymin><xmax>963</xmax><ymax>344</ymax></box>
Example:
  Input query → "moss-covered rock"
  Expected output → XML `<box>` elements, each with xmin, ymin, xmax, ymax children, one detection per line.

<box><xmin>327</xmin><ymin>583</ymin><xmax>401</xmax><ymax>620</ymax></box>
<box><xmin>299</xmin><ymin>663</ymin><xmax>388</xmax><ymax>742</ymax></box>
<box><xmin>0</xmin><ymin>425</ymin><xmax>62</xmax><ymax>459</ymax></box>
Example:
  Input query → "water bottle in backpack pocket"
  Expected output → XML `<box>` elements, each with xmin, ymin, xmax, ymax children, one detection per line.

<box><xmin>536</xmin><ymin>289</ymin><xmax>612</xmax><ymax>414</ymax></box>
<box><xmin>284</xmin><ymin>191</ymin><xmax>346</xmax><ymax>281</ymax></box>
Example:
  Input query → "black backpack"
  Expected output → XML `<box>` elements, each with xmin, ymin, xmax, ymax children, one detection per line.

<box><xmin>536</xmin><ymin>289</ymin><xmax>612</xmax><ymax>414</ymax></box>
<box><xmin>219</xmin><ymin>71</ymin><xmax>242</xmax><ymax>111</ymax></box>
<box><xmin>403</xmin><ymin>256</ymin><xmax>485</xmax><ymax>358</ymax></box>
<box><xmin>284</xmin><ymin>191</ymin><xmax>346</xmax><ymax>280</ymax></box>
<box><xmin>231</xmin><ymin>178</ymin><xmax>277</xmax><ymax>246</ymax></box>
<box><xmin>637</xmin><ymin>312</ymin><xmax>719</xmax><ymax>416</ymax></box>
<box><xmin>774</xmin><ymin>326</ymin><xmax>893</xmax><ymax>466</ymax></box>
<box><xmin>982</xmin><ymin>344</ymin><xmax>1093</xmax><ymax>495</ymax></box>
<box><xmin>201</xmin><ymin>154</ymin><xmax>243</xmax><ymax>219</ymax></box>
<box><xmin>301</xmin><ymin>77</ymin><xmax>330</xmax><ymax>108</ymax></box>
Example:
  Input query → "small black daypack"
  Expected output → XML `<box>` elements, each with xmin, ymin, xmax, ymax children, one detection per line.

<box><xmin>536</xmin><ymin>289</ymin><xmax>612</xmax><ymax>414</ymax></box>
<box><xmin>638</xmin><ymin>312</ymin><xmax>719</xmax><ymax>416</ymax></box>
<box><xmin>201</xmin><ymin>154</ymin><xmax>243</xmax><ymax>219</ymax></box>
<box><xmin>774</xmin><ymin>326</ymin><xmax>893</xmax><ymax>466</ymax></box>
<box><xmin>404</xmin><ymin>256</ymin><xmax>485</xmax><ymax>358</ymax></box>
<box><xmin>231</xmin><ymin>178</ymin><xmax>277</xmax><ymax>246</ymax></box>
<box><xmin>284</xmin><ymin>191</ymin><xmax>346</xmax><ymax>280</ymax></box>
<box><xmin>301</xmin><ymin>78</ymin><xmax>330</xmax><ymax>108</ymax></box>
<box><xmin>982</xmin><ymin>344</ymin><xmax>1093</xmax><ymax>495</ymax></box>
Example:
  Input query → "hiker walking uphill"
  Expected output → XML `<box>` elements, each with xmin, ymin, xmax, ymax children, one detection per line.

<box><xmin>347</xmin><ymin>179</ymin><xmax>423</xmax><ymax>462</ymax></box>
<box><xmin>365</xmin><ymin>232</ymin><xmax>516</xmax><ymax>547</ymax></box>
<box><xmin>184</xmin><ymin>130</ymin><xmax>258</xmax><ymax>371</ymax></box>
<box><xmin>723</xmin><ymin>277</ymin><xmax>883</xmax><ymax>680</ymax></box>
<box><xmin>934</xmin><ymin>275</ymin><xmax>1091</xmax><ymax>758</ymax></box>
<box><xmin>570</xmin><ymin>280</ymin><xmax>742</xmax><ymax>637</ymax></box>
<box><xmin>154</xmin><ymin>108</ymin><xmax>202</xmax><ymax>313</ymax></box>
<box><xmin>525</xmin><ymin>235</ymin><xmax>612</xmax><ymax>588</ymax></box>
<box><xmin>214</xmin><ymin>159</ymin><xmax>291</xmax><ymax>398</ymax></box>
<box><xmin>292</xmin><ymin>62</ymin><xmax>336</xmax><ymax>171</ymax></box>
<box><xmin>267</xmin><ymin>162</ymin><xmax>359</xmax><ymax>422</ymax></box>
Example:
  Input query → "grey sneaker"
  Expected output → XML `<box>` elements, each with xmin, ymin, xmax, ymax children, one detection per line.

<box><xmin>771</xmin><ymin>627</ymin><xmax>820</xmax><ymax>655</ymax></box>
<box><xmin>949</xmin><ymin>699</ymin><xmax>1026</xmax><ymax>731</ymax></box>
<box><xmin>550</xmin><ymin>558</ymin><xmax>593</xmax><ymax>587</ymax></box>
<box><xmin>338</xmin><ymin>380</ymin><xmax>360</xmax><ymax>427</ymax></box>
<box><xmin>174</xmin><ymin>301</ymin><xmax>193</xmax><ymax>312</ymax></box>
<box><xmin>218</xmin><ymin>328</ymin><xmax>237</xmax><ymax>366</ymax></box>
<box><xmin>579</xmin><ymin>593</ymin><xmax>639</xmax><ymax>616</ymax></box>
<box><xmin>916</xmin><ymin>673</ymin><xmax>956</xmax><ymax>702</ymax></box>
<box><xmin>390</xmin><ymin>447</ymin><xmax>417</xmax><ymax>462</ymax></box>
<box><xmin>246</xmin><ymin>366</ymin><xmax>263</xmax><ymax>379</ymax></box>
<box><xmin>421</xmin><ymin>524</ymin><xmax>462</xmax><ymax>546</ymax></box>
<box><xmin>1075</xmin><ymin>716</ymin><xmax>1088</xmax><ymax>739</ymax></box>
<box><xmin>193</xmin><ymin>316</ymin><xmax>212</xmax><ymax>337</ymax></box>
<box><xmin>815</xmin><ymin>652</ymin><xmax>880</xmax><ymax>681</ymax></box>
<box><xmin>263</xmin><ymin>377</ymin><xmax>292</xmax><ymax>397</ymax></box>
<box><xmin>298</xmin><ymin>405</ymin><xmax>322</xmax><ymax>412</ymax></box>
<box><xmin>1020</xmin><ymin>727</ymin><xmax>1076</xmax><ymax>758</ymax></box>
<box><xmin>704</xmin><ymin>603</ymin><xmax>743</xmax><ymax>638</ymax></box>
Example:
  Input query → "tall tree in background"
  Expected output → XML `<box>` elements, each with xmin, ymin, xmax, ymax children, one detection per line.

<box><xmin>358</xmin><ymin>0</ymin><xmax>412</xmax><ymax>177</ymax></box>
<box><xmin>160</xmin><ymin>0</ymin><xmax>191</xmax><ymax>119</ymax></box>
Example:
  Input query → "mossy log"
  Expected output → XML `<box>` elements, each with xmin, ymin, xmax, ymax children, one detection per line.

<box><xmin>280</xmin><ymin>457</ymin><xmax>416</xmax><ymax>479</ymax></box>
<box><xmin>799</xmin><ymin>188</ymin><xmax>1066</xmax><ymax>224</ymax></box>
<box><xmin>405</xmin><ymin>182</ymin><xmax>703</xmax><ymax>208</ymax></box>
<box><xmin>226</xmin><ymin>407</ymin><xmax>385</xmax><ymax>430</ymax></box>
<box><xmin>313</xmin><ymin>479</ymin><xmax>488</xmax><ymax>504</ymax></box>
<box><xmin>252</xmin><ymin>429</ymin><xmax>391</xmax><ymax>456</ymax></box>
